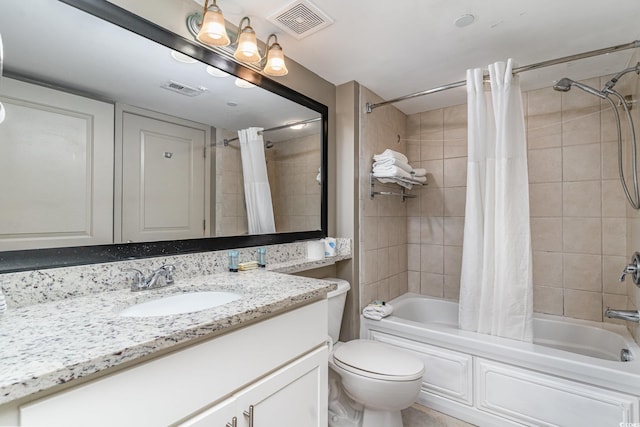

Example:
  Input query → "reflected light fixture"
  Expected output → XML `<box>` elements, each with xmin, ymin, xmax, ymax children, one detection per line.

<box><xmin>287</xmin><ymin>120</ymin><xmax>306</xmax><ymax>130</ymax></box>
<box><xmin>186</xmin><ymin>8</ymin><xmax>289</xmax><ymax>76</ymax></box>
<box><xmin>206</xmin><ymin>65</ymin><xmax>230</xmax><ymax>77</ymax></box>
<box><xmin>170</xmin><ymin>50</ymin><xmax>198</xmax><ymax>63</ymax></box>
<box><xmin>195</xmin><ymin>0</ymin><xmax>230</xmax><ymax>46</ymax></box>
<box><xmin>235</xmin><ymin>78</ymin><xmax>256</xmax><ymax>89</ymax></box>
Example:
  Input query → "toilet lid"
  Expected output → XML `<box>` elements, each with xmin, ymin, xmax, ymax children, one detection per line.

<box><xmin>332</xmin><ymin>339</ymin><xmax>424</xmax><ymax>381</ymax></box>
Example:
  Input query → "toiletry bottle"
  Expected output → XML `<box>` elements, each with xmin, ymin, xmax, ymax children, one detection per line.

<box><xmin>257</xmin><ymin>247</ymin><xmax>266</xmax><ymax>268</ymax></box>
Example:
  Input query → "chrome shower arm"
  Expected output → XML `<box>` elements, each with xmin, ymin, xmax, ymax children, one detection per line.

<box><xmin>604</xmin><ymin>62</ymin><xmax>640</xmax><ymax>91</ymax></box>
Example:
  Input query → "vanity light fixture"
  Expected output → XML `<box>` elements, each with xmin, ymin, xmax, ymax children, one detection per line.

<box><xmin>263</xmin><ymin>34</ymin><xmax>288</xmax><ymax>76</ymax></box>
<box><xmin>186</xmin><ymin>7</ymin><xmax>289</xmax><ymax>76</ymax></box>
<box><xmin>234</xmin><ymin>17</ymin><xmax>261</xmax><ymax>63</ymax></box>
<box><xmin>195</xmin><ymin>0</ymin><xmax>230</xmax><ymax>46</ymax></box>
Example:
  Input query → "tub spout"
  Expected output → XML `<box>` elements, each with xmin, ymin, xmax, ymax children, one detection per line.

<box><xmin>605</xmin><ymin>307</ymin><xmax>640</xmax><ymax>322</ymax></box>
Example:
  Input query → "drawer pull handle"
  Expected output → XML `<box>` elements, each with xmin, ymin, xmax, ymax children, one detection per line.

<box><xmin>243</xmin><ymin>405</ymin><xmax>254</xmax><ymax>427</ymax></box>
<box><xmin>225</xmin><ymin>416</ymin><xmax>237</xmax><ymax>427</ymax></box>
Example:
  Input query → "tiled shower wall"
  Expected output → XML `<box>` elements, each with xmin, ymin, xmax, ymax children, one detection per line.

<box><xmin>266</xmin><ymin>134</ymin><xmax>322</xmax><ymax>232</ymax></box>
<box><xmin>405</xmin><ymin>73</ymin><xmax>637</xmax><ymax>322</ymax></box>
<box><xmin>359</xmin><ymin>88</ymin><xmax>409</xmax><ymax>308</ymax></box>
<box><xmin>215</xmin><ymin>128</ymin><xmax>248</xmax><ymax>237</ymax></box>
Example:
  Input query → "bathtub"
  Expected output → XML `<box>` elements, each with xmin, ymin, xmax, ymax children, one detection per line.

<box><xmin>361</xmin><ymin>293</ymin><xmax>640</xmax><ymax>427</ymax></box>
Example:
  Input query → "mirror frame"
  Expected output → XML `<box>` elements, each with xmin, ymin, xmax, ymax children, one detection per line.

<box><xmin>0</xmin><ymin>0</ymin><xmax>328</xmax><ymax>273</ymax></box>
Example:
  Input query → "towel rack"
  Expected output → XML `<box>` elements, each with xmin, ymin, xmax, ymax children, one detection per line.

<box><xmin>369</xmin><ymin>173</ymin><xmax>424</xmax><ymax>202</ymax></box>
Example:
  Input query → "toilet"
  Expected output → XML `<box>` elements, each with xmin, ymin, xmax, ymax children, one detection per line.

<box><xmin>325</xmin><ymin>278</ymin><xmax>424</xmax><ymax>427</ymax></box>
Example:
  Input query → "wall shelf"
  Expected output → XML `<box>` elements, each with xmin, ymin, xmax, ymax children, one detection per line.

<box><xmin>369</xmin><ymin>173</ymin><xmax>425</xmax><ymax>202</ymax></box>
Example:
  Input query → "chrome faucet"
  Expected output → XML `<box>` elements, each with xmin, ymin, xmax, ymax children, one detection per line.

<box><xmin>125</xmin><ymin>265</ymin><xmax>176</xmax><ymax>292</ymax></box>
<box><xmin>605</xmin><ymin>307</ymin><xmax>640</xmax><ymax>323</ymax></box>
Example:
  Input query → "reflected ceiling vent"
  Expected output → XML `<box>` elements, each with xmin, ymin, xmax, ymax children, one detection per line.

<box><xmin>160</xmin><ymin>81</ymin><xmax>207</xmax><ymax>97</ymax></box>
<box><xmin>267</xmin><ymin>0</ymin><xmax>333</xmax><ymax>40</ymax></box>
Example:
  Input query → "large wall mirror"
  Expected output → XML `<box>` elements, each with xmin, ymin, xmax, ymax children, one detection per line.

<box><xmin>0</xmin><ymin>0</ymin><xmax>328</xmax><ymax>273</ymax></box>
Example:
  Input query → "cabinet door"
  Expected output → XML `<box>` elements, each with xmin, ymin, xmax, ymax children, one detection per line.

<box><xmin>236</xmin><ymin>346</ymin><xmax>327</xmax><ymax>427</ymax></box>
<box><xmin>178</xmin><ymin>396</ymin><xmax>237</xmax><ymax>427</ymax></box>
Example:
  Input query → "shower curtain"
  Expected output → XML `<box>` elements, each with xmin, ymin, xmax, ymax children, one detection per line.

<box><xmin>238</xmin><ymin>127</ymin><xmax>276</xmax><ymax>234</ymax></box>
<box><xmin>458</xmin><ymin>60</ymin><xmax>533</xmax><ymax>342</ymax></box>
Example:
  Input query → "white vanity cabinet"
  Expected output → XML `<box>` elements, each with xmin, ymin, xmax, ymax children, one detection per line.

<box><xmin>19</xmin><ymin>300</ymin><xmax>328</xmax><ymax>427</ymax></box>
<box><xmin>181</xmin><ymin>346</ymin><xmax>327</xmax><ymax>427</ymax></box>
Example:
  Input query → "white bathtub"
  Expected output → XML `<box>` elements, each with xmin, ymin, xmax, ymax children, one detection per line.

<box><xmin>361</xmin><ymin>293</ymin><xmax>640</xmax><ymax>427</ymax></box>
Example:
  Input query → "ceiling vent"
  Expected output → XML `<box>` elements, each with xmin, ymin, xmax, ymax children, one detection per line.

<box><xmin>267</xmin><ymin>0</ymin><xmax>334</xmax><ymax>40</ymax></box>
<box><xmin>161</xmin><ymin>81</ymin><xmax>207</xmax><ymax>97</ymax></box>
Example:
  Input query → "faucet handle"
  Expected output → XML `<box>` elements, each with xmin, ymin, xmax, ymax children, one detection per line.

<box><xmin>160</xmin><ymin>264</ymin><xmax>175</xmax><ymax>284</ymax></box>
<box><xmin>620</xmin><ymin>252</ymin><xmax>640</xmax><ymax>285</ymax></box>
<box><xmin>123</xmin><ymin>268</ymin><xmax>145</xmax><ymax>290</ymax></box>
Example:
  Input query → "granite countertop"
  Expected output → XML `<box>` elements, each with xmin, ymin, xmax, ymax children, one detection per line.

<box><xmin>0</xmin><ymin>270</ymin><xmax>336</xmax><ymax>405</ymax></box>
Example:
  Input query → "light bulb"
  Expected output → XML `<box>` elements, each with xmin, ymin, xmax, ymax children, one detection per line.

<box><xmin>196</xmin><ymin>4</ymin><xmax>230</xmax><ymax>46</ymax></box>
<box><xmin>263</xmin><ymin>43</ymin><xmax>288</xmax><ymax>76</ymax></box>
<box><xmin>234</xmin><ymin>27</ymin><xmax>261</xmax><ymax>63</ymax></box>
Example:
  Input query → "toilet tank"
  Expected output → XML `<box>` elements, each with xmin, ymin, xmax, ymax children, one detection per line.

<box><xmin>324</xmin><ymin>278</ymin><xmax>350</xmax><ymax>344</ymax></box>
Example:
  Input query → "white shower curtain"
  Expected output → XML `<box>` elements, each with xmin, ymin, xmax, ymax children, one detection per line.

<box><xmin>458</xmin><ymin>60</ymin><xmax>533</xmax><ymax>342</ymax></box>
<box><xmin>238</xmin><ymin>127</ymin><xmax>276</xmax><ymax>234</ymax></box>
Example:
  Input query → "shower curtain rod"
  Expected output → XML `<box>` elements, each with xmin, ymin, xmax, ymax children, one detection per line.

<box><xmin>222</xmin><ymin>117</ymin><xmax>321</xmax><ymax>146</ymax></box>
<box><xmin>365</xmin><ymin>39</ymin><xmax>640</xmax><ymax>113</ymax></box>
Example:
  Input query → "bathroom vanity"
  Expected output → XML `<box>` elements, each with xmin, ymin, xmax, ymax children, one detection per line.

<box><xmin>0</xmin><ymin>271</ymin><xmax>334</xmax><ymax>426</ymax></box>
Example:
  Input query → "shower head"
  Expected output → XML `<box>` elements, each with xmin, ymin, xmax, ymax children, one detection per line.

<box><xmin>265</xmin><ymin>140</ymin><xmax>274</xmax><ymax>149</ymax></box>
<box><xmin>552</xmin><ymin>78</ymin><xmax>606</xmax><ymax>99</ymax></box>
<box><xmin>552</xmin><ymin>78</ymin><xmax>573</xmax><ymax>92</ymax></box>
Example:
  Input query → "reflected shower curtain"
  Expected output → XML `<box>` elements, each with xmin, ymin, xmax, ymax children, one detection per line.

<box><xmin>458</xmin><ymin>60</ymin><xmax>533</xmax><ymax>342</ymax></box>
<box><xmin>238</xmin><ymin>127</ymin><xmax>276</xmax><ymax>234</ymax></box>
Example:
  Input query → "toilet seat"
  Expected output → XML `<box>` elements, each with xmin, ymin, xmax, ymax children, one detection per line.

<box><xmin>332</xmin><ymin>339</ymin><xmax>424</xmax><ymax>382</ymax></box>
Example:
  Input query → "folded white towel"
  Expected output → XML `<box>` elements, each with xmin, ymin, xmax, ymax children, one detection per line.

<box><xmin>373</xmin><ymin>157</ymin><xmax>413</xmax><ymax>174</ymax></box>
<box><xmin>373</xmin><ymin>149</ymin><xmax>408</xmax><ymax>164</ymax></box>
<box><xmin>372</xmin><ymin>165</ymin><xmax>413</xmax><ymax>180</ymax></box>
<box><xmin>376</xmin><ymin>177</ymin><xmax>413</xmax><ymax>189</ymax></box>
<box><xmin>409</xmin><ymin>175</ymin><xmax>427</xmax><ymax>184</ymax></box>
<box><xmin>411</xmin><ymin>168</ymin><xmax>427</xmax><ymax>177</ymax></box>
<box><xmin>362</xmin><ymin>302</ymin><xmax>393</xmax><ymax>320</ymax></box>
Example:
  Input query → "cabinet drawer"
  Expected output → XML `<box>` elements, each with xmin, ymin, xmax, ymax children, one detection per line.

<box><xmin>369</xmin><ymin>331</ymin><xmax>473</xmax><ymax>405</ymax></box>
<box><xmin>476</xmin><ymin>358</ymin><xmax>639</xmax><ymax>426</ymax></box>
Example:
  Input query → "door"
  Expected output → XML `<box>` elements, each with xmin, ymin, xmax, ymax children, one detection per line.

<box><xmin>121</xmin><ymin>111</ymin><xmax>207</xmax><ymax>243</ymax></box>
<box><xmin>0</xmin><ymin>77</ymin><xmax>114</xmax><ymax>251</ymax></box>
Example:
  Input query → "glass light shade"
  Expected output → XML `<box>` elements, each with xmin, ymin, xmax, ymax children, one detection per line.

<box><xmin>196</xmin><ymin>6</ymin><xmax>230</xmax><ymax>46</ymax></box>
<box><xmin>263</xmin><ymin>43</ymin><xmax>288</xmax><ymax>76</ymax></box>
<box><xmin>234</xmin><ymin>27</ymin><xmax>261</xmax><ymax>63</ymax></box>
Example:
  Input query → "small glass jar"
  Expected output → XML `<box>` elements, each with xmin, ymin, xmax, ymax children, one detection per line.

<box><xmin>228</xmin><ymin>250</ymin><xmax>239</xmax><ymax>272</ymax></box>
<box><xmin>257</xmin><ymin>247</ymin><xmax>266</xmax><ymax>268</ymax></box>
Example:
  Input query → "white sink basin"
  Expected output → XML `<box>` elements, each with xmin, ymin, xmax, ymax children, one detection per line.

<box><xmin>119</xmin><ymin>291</ymin><xmax>242</xmax><ymax>317</ymax></box>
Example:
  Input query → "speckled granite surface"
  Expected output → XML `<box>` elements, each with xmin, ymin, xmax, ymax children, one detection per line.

<box><xmin>0</xmin><ymin>238</ymin><xmax>351</xmax><ymax>309</ymax></box>
<box><xmin>0</xmin><ymin>270</ymin><xmax>336</xmax><ymax>405</ymax></box>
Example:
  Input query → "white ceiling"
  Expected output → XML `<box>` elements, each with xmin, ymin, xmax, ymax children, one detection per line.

<box><xmin>211</xmin><ymin>0</ymin><xmax>640</xmax><ymax>114</ymax></box>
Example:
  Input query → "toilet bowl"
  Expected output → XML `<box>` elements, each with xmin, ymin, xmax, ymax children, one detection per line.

<box><xmin>324</xmin><ymin>279</ymin><xmax>424</xmax><ymax>427</ymax></box>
